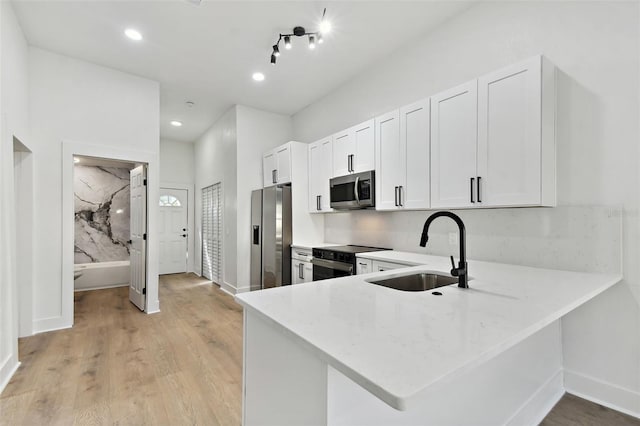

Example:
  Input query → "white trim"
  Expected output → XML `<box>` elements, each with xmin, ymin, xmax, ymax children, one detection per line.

<box><xmin>505</xmin><ymin>369</ymin><xmax>564</xmax><ymax>426</ymax></box>
<box><xmin>0</xmin><ymin>358</ymin><xmax>20</xmax><ymax>395</ymax></box>
<box><xmin>62</xmin><ymin>140</ymin><xmax>160</xmax><ymax>329</ymax></box>
<box><xmin>564</xmin><ymin>369</ymin><xmax>640</xmax><ymax>419</ymax></box>
<box><xmin>74</xmin><ymin>284</ymin><xmax>129</xmax><ymax>292</ymax></box>
<box><xmin>160</xmin><ymin>182</ymin><xmax>195</xmax><ymax>273</ymax></box>
<box><xmin>220</xmin><ymin>282</ymin><xmax>236</xmax><ymax>296</ymax></box>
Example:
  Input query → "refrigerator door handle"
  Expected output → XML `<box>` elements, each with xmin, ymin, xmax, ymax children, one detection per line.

<box><xmin>252</xmin><ymin>225</ymin><xmax>260</xmax><ymax>245</ymax></box>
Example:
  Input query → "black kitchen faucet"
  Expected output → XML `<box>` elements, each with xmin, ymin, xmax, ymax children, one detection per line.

<box><xmin>420</xmin><ymin>211</ymin><xmax>469</xmax><ymax>289</ymax></box>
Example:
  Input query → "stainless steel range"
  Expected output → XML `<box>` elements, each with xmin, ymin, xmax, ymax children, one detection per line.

<box><xmin>311</xmin><ymin>245</ymin><xmax>390</xmax><ymax>281</ymax></box>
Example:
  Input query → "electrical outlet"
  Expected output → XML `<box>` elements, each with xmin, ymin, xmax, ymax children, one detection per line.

<box><xmin>448</xmin><ymin>232</ymin><xmax>456</xmax><ymax>245</ymax></box>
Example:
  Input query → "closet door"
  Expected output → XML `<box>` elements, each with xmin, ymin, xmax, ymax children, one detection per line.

<box><xmin>477</xmin><ymin>56</ymin><xmax>542</xmax><ymax>206</ymax></box>
<box><xmin>202</xmin><ymin>183</ymin><xmax>222</xmax><ymax>283</ymax></box>
<box><xmin>430</xmin><ymin>80</ymin><xmax>478</xmax><ymax>208</ymax></box>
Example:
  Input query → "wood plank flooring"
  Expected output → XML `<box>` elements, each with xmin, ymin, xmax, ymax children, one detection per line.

<box><xmin>1</xmin><ymin>272</ymin><xmax>638</xmax><ymax>425</ymax></box>
<box><xmin>1</xmin><ymin>273</ymin><xmax>243</xmax><ymax>425</ymax></box>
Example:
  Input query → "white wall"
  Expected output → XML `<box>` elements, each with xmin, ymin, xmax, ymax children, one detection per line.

<box><xmin>0</xmin><ymin>1</ymin><xmax>29</xmax><ymax>392</ymax></box>
<box><xmin>292</xmin><ymin>1</ymin><xmax>640</xmax><ymax>416</ymax></box>
<box><xmin>235</xmin><ymin>105</ymin><xmax>292</xmax><ymax>292</ymax></box>
<box><xmin>30</xmin><ymin>47</ymin><xmax>160</xmax><ymax>330</ymax></box>
<box><xmin>160</xmin><ymin>138</ymin><xmax>194</xmax><ymax>185</ymax></box>
<box><xmin>194</xmin><ymin>107</ymin><xmax>238</xmax><ymax>291</ymax></box>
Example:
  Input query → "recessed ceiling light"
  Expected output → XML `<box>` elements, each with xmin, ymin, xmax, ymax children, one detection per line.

<box><xmin>74</xmin><ymin>157</ymin><xmax>80</xmax><ymax>163</ymax></box>
<box><xmin>171</xmin><ymin>120</ymin><xmax>183</xmax><ymax>127</ymax></box>
<box><xmin>124</xmin><ymin>28</ymin><xmax>143</xmax><ymax>41</ymax></box>
<box><xmin>252</xmin><ymin>72</ymin><xmax>265</xmax><ymax>82</ymax></box>
<box><xmin>116</xmin><ymin>209</ymin><xmax>124</xmax><ymax>214</ymax></box>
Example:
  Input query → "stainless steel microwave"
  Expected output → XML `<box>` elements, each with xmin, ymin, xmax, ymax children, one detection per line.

<box><xmin>330</xmin><ymin>170</ymin><xmax>375</xmax><ymax>210</ymax></box>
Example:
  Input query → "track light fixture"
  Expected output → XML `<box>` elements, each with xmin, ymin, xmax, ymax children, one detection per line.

<box><xmin>269</xmin><ymin>8</ymin><xmax>330</xmax><ymax>65</ymax></box>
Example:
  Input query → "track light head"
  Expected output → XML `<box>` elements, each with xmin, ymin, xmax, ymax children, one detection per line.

<box><xmin>317</xmin><ymin>33</ymin><xmax>324</xmax><ymax>44</ymax></box>
<box><xmin>272</xmin><ymin>44</ymin><xmax>280</xmax><ymax>57</ymax></box>
<box><xmin>271</xmin><ymin>54</ymin><xmax>276</xmax><ymax>65</ymax></box>
<box><xmin>284</xmin><ymin>36</ymin><xmax>292</xmax><ymax>49</ymax></box>
<box><xmin>308</xmin><ymin>34</ymin><xmax>316</xmax><ymax>50</ymax></box>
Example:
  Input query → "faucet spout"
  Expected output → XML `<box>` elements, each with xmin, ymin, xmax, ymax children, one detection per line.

<box><xmin>419</xmin><ymin>211</ymin><xmax>468</xmax><ymax>289</ymax></box>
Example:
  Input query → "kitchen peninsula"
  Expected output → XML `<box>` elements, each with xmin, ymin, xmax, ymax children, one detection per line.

<box><xmin>236</xmin><ymin>253</ymin><xmax>621</xmax><ymax>425</ymax></box>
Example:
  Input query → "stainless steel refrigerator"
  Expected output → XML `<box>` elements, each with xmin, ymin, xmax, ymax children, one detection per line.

<box><xmin>250</xmin><ymin>185</ymin><xmax>292</xmax><ymax>291</ymax></box>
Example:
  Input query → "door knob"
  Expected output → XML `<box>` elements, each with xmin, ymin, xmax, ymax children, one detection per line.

<box><xmin>182</xmin><ymin>234</ymin><xmax>187</xmax><ymax>237</ymax></box>
<box><xmin>182</xmin><ymin>228</ymin><xmax>186</xmax><ymax>231</ymax></box>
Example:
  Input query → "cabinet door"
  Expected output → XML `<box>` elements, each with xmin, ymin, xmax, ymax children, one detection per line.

<box><xmin>292</xmin><ymin>260</ymin><xmax>303</xmax><ymax>285</ymax></box>
<box><xmin>430</xmin><ymin>80</ymin><xmax>478</xmax><ymax>208</ymax></box>
<box><xmin>308</xmin><ymin>141</ymin><xmax>323</xmax><ymax>212</ymax></box>
<box><xmin>372</xmin><ymin>260</ymin><xmax>409</xmax><ymax>272</ymax></box>
<box><xmin>332</xmin><ymin>130</ymin><xmax>352</xmax><ymax>177</ymax></box>
<box><xmin>375</xmin><ymin>110</ymin><xmax>403</xmax><ymax>211</ymax></box>
<box><xmin>356</xmin><ymin>258</ymin><xmax>373</xmax><ymax>275</ymax></box>
<box><xmin>401</xmin><ymin>99</ymin><xmax>430</xmax><ymax>209</ymax></box>
<box><xmin>263</xmin><ymin>151</ymin><xmax>277</xmax><ymax>187</ymax></box>
<box><xmin>477</xmin><ymin>56</ymin><xmax>542</xmax><ymax>206</ymax></box>
<box><xmin>352</xmin><ymin>119</ymin><xmax>375</xmax><ymax>173</ymax></box>
<box><xmin>319</xmin><ymin>139</ymin><xmax>333</xmax><ymax>211</ymax></box>
<box><xmin>302</xmin><ymin>261</ymin><xmax>313</xmax><ymax>283</ymax></box>
<box><xmin>275</xmin><ymin>144</ymin><xmax>291</xmax><ymax>184</ymax></box>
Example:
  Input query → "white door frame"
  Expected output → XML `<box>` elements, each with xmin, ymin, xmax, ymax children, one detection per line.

<box><xmin>62</xmin><ymin>140</ymin><xmax>160</xmax><ymax>328</ymax></box>
<box><xmin>160</xmin><ymin>182</ymin><xmax>195</xmax><ymax>273</ymax></box>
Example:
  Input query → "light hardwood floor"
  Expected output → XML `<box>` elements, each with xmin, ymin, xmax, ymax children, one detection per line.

<box><xmin>1</xmin><ymin>273</ymin><xmax>638</xmax><ymax>425</ymax></box>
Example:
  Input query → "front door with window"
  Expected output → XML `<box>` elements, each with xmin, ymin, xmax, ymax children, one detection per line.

<box><xmin>159</xmin><ymin>188</ymin><xmax>188</xmax><ymax>275</ymax></box>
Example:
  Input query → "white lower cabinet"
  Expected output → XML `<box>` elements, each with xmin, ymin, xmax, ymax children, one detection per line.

<box><xmin>356</xmin><ymin>258</ymin><xmax>373</xmax><ymax>275</ymax></box>
<box><xmin>372</xmin><ymin>260</ymin><xmax>410</xmax><ymax>272</ymax></box>
<box><xmin>292</xmin><ymin>260</ymin><xmax>313</xmax><ymax>284</ymax></box>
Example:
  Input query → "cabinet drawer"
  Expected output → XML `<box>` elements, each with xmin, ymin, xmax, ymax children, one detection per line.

<box><xmin>372</xmin><ymin>260</ymin><xmax>412</xmax><ymax>272</ymax></box>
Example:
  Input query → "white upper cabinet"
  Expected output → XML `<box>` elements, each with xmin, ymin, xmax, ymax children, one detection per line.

<box><xmin>332</xmin><ymin>119</ymin><xmax>375</xmax><ymax>177</ymax></box>
<box><xmin>376</xmin><ymin>100</ymin><xmax>431</xmax><ymax>211</ymax></box>
<box><xmin>477</xmin><ymin>55</ymin><xmax>555</xmax><ymax>207</ymax></box>
<box><xmin>431</xmin><ymin>55</ymin><xmax>555</xmax><ymax>209</ymax></box>
<box><xmin>375</xmin><ymin>110</ymin><xmax>403</xmax><ymax>210</ymax></box>
<box><xmin>308</xmin><ymin>137</ymin><xmax>333</xmax><ymax>213</ymax></box>
<box><xmin>263</xmin><ymin>143</ymin><xmax>292</xmax><ymax>187</ymax></box>
<box><xmin>430</xmin><ymin>80</ymin><xmax>479</xmax><ymax>208</ymax></box>
<box><xmin>401</xmin><ymin>98</ymin><xmax>430</xmax><ymax>209</ymax></box>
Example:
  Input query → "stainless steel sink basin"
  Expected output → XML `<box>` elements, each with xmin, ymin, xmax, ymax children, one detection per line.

<box><xmin>367</xmin><ymin>272</ymin><xmax>460</xmax><ymax>292</ymax></box>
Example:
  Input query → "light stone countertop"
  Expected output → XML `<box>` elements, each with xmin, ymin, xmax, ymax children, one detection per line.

<box><xmin>290</xmin><ymin>242</ymin><xmax>340</xmax><ymax>250</ymax></box>
<box><xmin>235</xmin><ymin>252</ymin><xmax>621</xmax><ymax>411</ymax></box>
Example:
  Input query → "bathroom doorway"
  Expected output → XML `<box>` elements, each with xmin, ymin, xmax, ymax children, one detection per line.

<box><xmin>72</xmin><ymin>156</ymin><xmax>138</xmax><ymax>295</ymax></box>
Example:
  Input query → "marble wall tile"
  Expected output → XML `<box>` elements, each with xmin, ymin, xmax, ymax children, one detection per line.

<box><xmin>74</xmin><ymin>165</ymin><xmax>131</xmax><ymax>263</ymax></box>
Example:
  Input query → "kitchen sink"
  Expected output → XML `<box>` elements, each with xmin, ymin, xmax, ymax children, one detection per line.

<box><xmin>366</xmin><ymin>272</ymin><xmax>461</xmax><ymax>292</ymax></box>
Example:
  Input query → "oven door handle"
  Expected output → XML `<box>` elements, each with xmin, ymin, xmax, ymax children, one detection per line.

<box><xmin>311</xmin><ymin>258</ymin><xmax>354</xmax><ymax>273</ymax></box>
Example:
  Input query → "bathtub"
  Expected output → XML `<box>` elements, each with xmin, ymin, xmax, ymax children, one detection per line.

<box><xmin>74</xmin><ymin>260</ymin><xmax>130</xmax><ymax>291</ymax></box>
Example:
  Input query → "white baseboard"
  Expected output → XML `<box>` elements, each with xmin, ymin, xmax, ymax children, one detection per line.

<box><xmin>146</xmin><ymin>298</ymin><xmax>160</xmax><ymax>314</ymax></box>
<box><xmin>0</xmin><ymin>356</ymin><xmax>20</xmax><ymax>395</ymax></box>
<box><xmin>33</xmin><ymin>316</ymin><xmax>72</xmax><ymax>334</ymax></box>
<box><xmin>74</xmin><ymin>283</ymin><xmax>128</xmax><ymax>292</ymax></box>
<box><xmin>220</xmin><ymin>281</ymin><xmax>237</xmax><ymax>296</ymax></box>
<box><xmin>564</xmin><ymin>369</ymin><xmax>640</xmax><ymax>419</ymax></box>
<box><xmin>506</xmin><ymin>369</ymin><xmax>565</xmax><ymax>426</ymax></box>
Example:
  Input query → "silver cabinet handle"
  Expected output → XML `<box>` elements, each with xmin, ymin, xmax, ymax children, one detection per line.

<box><xmin>272</xmin><ymin>169</ymin><xmax>277</xmax><ymax>184</ymax></box>
<box><xmin>354</xmin><ymin>176</ymin><xmax>360</xmax><ymax>205</ymax></box>
<box><xmin>299</xmin><ymin>263</ymin><xmax>304</xmax><ymax>279</ymax></box>
<box><xmin>316</xmin><ymin>195</ymin><xmax>321</xmax><ymax>211</ymax></box>
<box><xmin>348</xmin><ymin>154</ymin><xmax>355</xmax><ymax>172</ymax></box>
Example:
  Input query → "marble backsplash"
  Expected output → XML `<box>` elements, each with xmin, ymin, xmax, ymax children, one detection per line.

<box><xmin>325</xmin><ymin>205</ymin><xmax>623</xmax><ymax>275</ymax></box>
<box><xmin>74</xmin><ymin>165</ymin><xmax>131</xmax><ymax>263</ymax></box>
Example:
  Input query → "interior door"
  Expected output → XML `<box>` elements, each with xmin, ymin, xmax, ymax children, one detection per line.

<box><xmin>129</xmin><ymin>165</ymin><xmax>147</xmax><ymax>311</ymax></box>
<box><xmin>430</xmin><ymin>80</ymin><xmax>478</xmax><ymax>208</ymax></box>
<box><xmin>159</xmin><ymin>188</ymin><xmax>188</xmax><ymax>275</ymax></box>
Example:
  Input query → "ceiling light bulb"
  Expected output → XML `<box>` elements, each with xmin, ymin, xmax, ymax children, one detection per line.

<box><xmin>171</xmin><ymin>120</ymin><xmax>183</xmax><ymax>127</ymax></box>
<box><xmin>74</xmin><ymin>157</ymin><xmax>80</xmax><ymax>164</ymax></box>
<box><xmin>309</xmin><ymin>35</ymin><xmax>316</xmax><ymax>49</ymax></box>
<box><xmin>319</xmin><ymin>20</ymin><xmax>331</xmax><ymax>34</ymax></box>
<box><xmin>252</xmin><ymin>72</ymin><xmax>265</xmax><ymax>81</ymax></box>
<box><xmin>284</xmin><ymin>36</ymin><xmax>292</xmax><ymax>50</ymax></box>
<box><xmin>271</xmin><ymin>54</ymin><xmax>277</xmax><ymax>65</ymax></box>
<box><xmin>272</xmin><ymin>44</ymin><xmax>280</xmax><ymax>57</ymax></box>
<box><xmin>124</xmin><ymin>28</ymin><xmax>143</xmax><ymax>41</ymax></box>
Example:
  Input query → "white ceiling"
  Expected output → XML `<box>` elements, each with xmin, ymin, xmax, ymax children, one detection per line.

<box><xmin>12</xmin><ymin>1</ymin><xmax>472</xmax><ymax>143</ymax></box>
